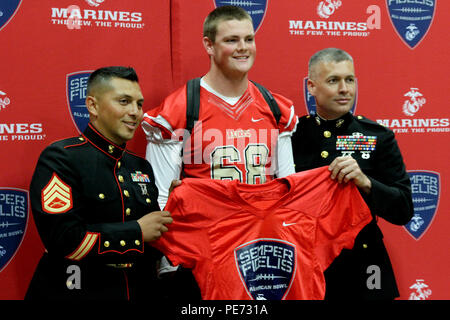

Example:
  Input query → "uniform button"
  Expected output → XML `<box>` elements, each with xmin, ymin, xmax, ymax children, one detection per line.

<box><xmin>362</xmin><ymin>243</ymin><xmax>368</xmax><ymax>249</ymax></box>
<box><xmin>124</xmin><ymin>190</ymin><xmax>130</xmax><ymax>197</ymax></box>
<box><xmin>120</xmin><ymin>240</ymin><xmax>126</xmax><ymax>246</ymax></box>
<box><xmin>117</xmin><ymin>161</ymin><xmax>121</xmax><ymax>169</ymax></box>
<box><xmin>108</xmin><ymin>145</ymin><xmax>114</xmax><ymax>154</ymax></box>
<box><xmin>146</xmin><ymin>198</ymin><xmax>151</xmax><ymax>204</ymax></box>
<box><xmin>78</xmin><ymin>137</ymin><xmax>85</xmax><ymax>141</ymax></box>
<box><xmin>321</xmin><ymin>151</ymin><xmax>329</xmax><ymax>158</ymax></box>
<box><xmin>125</xmin><ymin>208</ymin><xmax>131</xmax><ymax>216</ymax></box>
<box><xmin>357</xmin><ymin>115</ymin><xmax>364</xmax><ymax>120</ymax></box>
<box><xmin>323</xmin><ymin>131</ymin><xmax>331</xmax><ymax>138</ymax></box>
<box><xmin>98</xmin><ymin>193</ymin><xmax>105</xmax><ymax>199</ymax></box>
<box><xmin>104</xmin><ymin>241</ymin><xmax>110</xmax><ymax>248</ymax></box>
<box><xmin>135</xmin><ymin>240</ymin><xmax>141</xmax><ymax>246</ymax></box>
<box><xmin>118</xmin><ymin>175</ymin><xmax>124</xmax><ymax>183</ymax></box>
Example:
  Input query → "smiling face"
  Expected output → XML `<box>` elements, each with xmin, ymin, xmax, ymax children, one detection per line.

<box><xmin>307</xmin><ymin>60</ymin><xmax>356</xmax><ymax>120</ymax></box>
<box><xmin>86</xmin><ymin>77</ymin><xmax>144</xmax><ymax>145</ymax></box>
<box><xmin>204</xmin><ymin>18</ymin><xmax>256</xmax><ymax>79</ymax></box>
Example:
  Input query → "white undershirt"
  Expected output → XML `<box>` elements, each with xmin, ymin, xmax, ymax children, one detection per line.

<box><xmin>200</xmin><ymin>78</ymin><xmax>241</xmax><ymax>105</ymax></box>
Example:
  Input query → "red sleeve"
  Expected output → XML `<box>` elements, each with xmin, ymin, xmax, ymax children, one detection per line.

<box><xmin>314</xmin><ymin>181</ymin><xmax>372</xmax><ymax>271</ymax></box>
<box><xmin>272</xmin><ymin>92</ymin><xmax>298</xmax><ymax>134</ymax></box>
<box><xmin>142</xmin><ymin>85</ymin><xmax>188</xmax><ymax>140</ymax></box>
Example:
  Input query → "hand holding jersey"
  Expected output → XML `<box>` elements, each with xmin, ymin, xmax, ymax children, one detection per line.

<box><xmin>329</xmin><ymin>156</ymin><xmax>372</xmax><ymax>195</ymax></box>
<box><xmin>137</xmin><ymin>211</ymin><xmax>173</xmax><ymax>242</ymax></box>
<box><xmin>137</xmin><ymin>181</ymin><xmax>179</xmax><ymax>242</ymax></box>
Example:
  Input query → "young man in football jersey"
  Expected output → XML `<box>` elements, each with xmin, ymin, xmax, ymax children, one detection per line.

<box><xmin>142</xmin><ymin>5</ymin><xmax>298</xmax><ymax>209</ymax></box>
<box><xmin>291</xmin><ymin>48</ymin><xmax>413</xmax><ymax>300</ymax></box>
<box><xmin>142</xmin><ymin>5</ymin><xmax>298</xmax><ymax>300</ymax></box>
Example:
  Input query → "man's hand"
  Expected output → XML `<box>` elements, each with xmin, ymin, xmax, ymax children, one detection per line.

<box><xmin>328</xmin><ymin>156</ymin><xmax>372</xmax><ymax>194</ymax></box>
<box><xmin>168</xmin><ymin>179</ymin><xmax>182</xmax><ymax>196</ymax></box>
<box><xmin>137</xmin><ymin>211</ymin><xmax>173</xmax><ymax>242</ymax></box>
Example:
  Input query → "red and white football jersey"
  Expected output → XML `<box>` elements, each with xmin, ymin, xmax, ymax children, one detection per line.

<box><xmin>142</xmin><ymin>80</ymin><xmax>297</xmax><ymax>184</ymax></box>
<box><xmin>153</xmin><ymin>166</ymin><xmax>372</xmax><ymax>300</ymax></box>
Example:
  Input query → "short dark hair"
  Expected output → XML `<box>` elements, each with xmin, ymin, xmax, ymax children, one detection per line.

<box><xmin>87</xmin><ymin>66</ymin><xmax>138</xmax><ymax>95</ymax></box>
<box><xmin>203</xmin><ymin>5</ymin><xmax>253</xmax><ymax>42</ymax></box>
<box><xmin>308</xmin><ymin>48</ymin><xmax>353</xmax><ymax>79</ymax></box>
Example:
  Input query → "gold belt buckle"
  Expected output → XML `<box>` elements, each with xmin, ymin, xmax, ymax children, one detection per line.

<box><xmin>106</xmin><ymin>263</ymin><xmax>134</xmax><ymax>268</ymax></box>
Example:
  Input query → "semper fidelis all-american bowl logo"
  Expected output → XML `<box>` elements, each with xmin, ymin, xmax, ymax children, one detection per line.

<box><xmin>303</xmin><ymin>77</ymin><xmax>357</xmax><ymax>115</ymax></box>
<box><xmin>405</xmin><ymin>171</ymin><xmax>440</xmax><ymax>240</ymax></box>
<box><xmin>235</xmin><ymin>238</ymin><xmax>296</xmax><ymax>300</ymax></box>
<box><xmin>66</xmin><ymin>71</ymin><xmax>93</xmax><ymax>133</ymax></box>
<box><xmin>386</xmin><ymin>0</ymin><xmax>436</xmax><ymax>49</ymax></box>
<box><xmin>214</xmin><ymin>0</ymin><xmax>268</xmax><ymax>33</ymax></box>
<box><xmin>0</xmin><ymin>0</ymin><xmax>22</xmax><ymax>31</ymax></box>
<box><xmin>0</xmin><ymin>188</ymin><xmax>29</xmax><ymax>272</ymax></box>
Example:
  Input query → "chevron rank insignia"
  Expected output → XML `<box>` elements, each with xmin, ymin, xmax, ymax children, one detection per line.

<box><xmin>41</xmin><ymin>173</ymin><xmax>73</xmax><ymax>214</ymax></box>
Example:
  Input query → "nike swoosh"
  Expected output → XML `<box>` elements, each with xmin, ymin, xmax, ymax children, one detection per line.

<box><xmin>251</xmin><ymin>117</ymin><xmax>264</xmax><ymax>122</ymax></box>
<box><xmin>282</xmin><ymin>222</ymin><xmax>297</xmax><ymax>227</ymax></box>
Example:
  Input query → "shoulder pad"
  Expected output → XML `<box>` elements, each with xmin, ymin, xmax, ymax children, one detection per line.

<box><xmin>354</xmin><ymin>115</ymin><xmax>392</xmax><ymax>132</ymax></box>
<box><xmin>355</xmin><ymin>115</ymin><xmax>378</xmax><ymax>125</ymax></box>
<box><xmin>298</xmin><ymin>114</ymin><xmax>311</xmax><ymax>122</ymax></box>
<box><xmin>125</xmin><ymin>149</ymin><xmax>146</xmax><ymax>160</ymax></box>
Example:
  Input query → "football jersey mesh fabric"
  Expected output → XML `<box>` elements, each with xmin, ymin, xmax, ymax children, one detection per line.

<box><xmin>152</xmin><ymin>166</ymin><xmax>372</xmax><ymax>300</ymax></box>
<box><xmin>142</xmin><ymin>80</ymin><xmax>297</xmax><ymax>182</ymax></box>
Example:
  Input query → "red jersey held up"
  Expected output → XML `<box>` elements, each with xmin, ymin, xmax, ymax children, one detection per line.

<box><xmin>153</xmin><ymin>166</ymin><xmax>372</xmax><ymax>300</ymax></box>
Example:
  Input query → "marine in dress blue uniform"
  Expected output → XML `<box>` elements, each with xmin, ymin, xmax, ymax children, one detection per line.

<box><xmin>292</xmin><ymin>48</ymin><xmax>413</xmax><ymax>300</ymax></box>
<box><xmin>292</xmin><ymin>112</ymin><xmax>413</xmax><ymax>299</ymax></box>
<box><xmin>25</xmin><ymin>67</ymin><xmax>171</xmax><ymax>300</ymax></box>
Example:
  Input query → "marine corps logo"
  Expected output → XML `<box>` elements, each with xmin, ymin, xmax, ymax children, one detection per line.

<box><xmin>235</xmin><ymin>238</ymin><xmax>296</xmax><ymax>300</ymax></box>
<box><xmin>403</xmin><ymin>88</ymin><xmax>426</xmax><ymax>117</ymax></box>
<box><xmin>0</xmin><ymin>0</ymin><xmax>22</xmax><ymax>31</ymax></box>
<box><xmin>214</xmin><ymin>0</ymin><xmax>268</xmax><ymax>33</ymax></box>
<box><xmin>0</xmin><ymin>90</ymin><xmax>11</xmax><ymax>111</ymax></box>
<box><xmin>66</xmin><ymin>71</ymin><xmax>92</xmax><ymax>133</ymax></box>
<box><xmin>409</xmin><ymin>279</ymin><xmax>432</xmax><ymax>300</ymax></box>
<box><xmin>85</xmin><ymin>0</ymin><xmax>105</xmax><ymax>7</ymax></box>
<box><xmin>317</xmin><ymin>0</ymin><xmax>342</xmax><ymax>19</ymax></box>
<box><xmin>405</xmin><ymin>171</ymin><xmax>440</xmax><ymax>240</ymax></box>
<box><xmin>0</xmin><ymin>188</ymin><xmax>28</xmax><ymax>272</ymax></box>
<box><xmin>386</xmin><ymin>0</ymin><xmax>436</xmax><ymax>49</ymax></box>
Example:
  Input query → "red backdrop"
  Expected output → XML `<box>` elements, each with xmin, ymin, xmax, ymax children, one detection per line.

<box><xmin>1</xmin><ymin>0</ymin><xmax>448</xmax><ymax>300</ymax></box>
